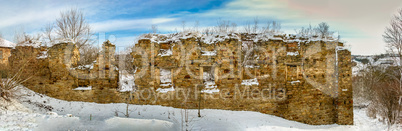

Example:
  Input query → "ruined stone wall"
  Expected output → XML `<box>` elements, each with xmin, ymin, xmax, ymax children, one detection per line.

<box><xmin>7</xmin><ymin>34</ymin><xmax>352</xmax><ymax>125</ymax></box>
<box><xmin>131</xmin><ymin>33</ymin><xmax>353</xmax><ymax>125</ymax></box>
<box><xmin>9</xmin><ymin>41</ymin><xmax>120</xmax><ymax>103</ymax></box>
<box><xmin>0</xmin><ymin>47</ymin><xmax>11</xmax><ymax>66</ymax></box>
<box><xmin>0</xmin><ymin>47</ymin><xmax>12</xmax><ymax>77</ymax></box>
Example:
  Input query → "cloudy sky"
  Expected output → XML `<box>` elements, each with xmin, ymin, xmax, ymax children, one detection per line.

<box><xmin>0</xmin><ymin>0</ymin><xmax>401</xmax><ymax>55</ymax></box>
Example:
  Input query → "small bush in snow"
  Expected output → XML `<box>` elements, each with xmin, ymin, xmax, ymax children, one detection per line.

<box><xmin>0</xmin><ymin>64</ymin><xmax>31</xmax><ymax>101</ymax></box>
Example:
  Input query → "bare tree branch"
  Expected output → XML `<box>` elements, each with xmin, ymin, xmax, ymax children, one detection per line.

<box><xmin>384</xmin><ymin>9</ymin><xmax>402</xmax><ymax>64</ymax></box>
<box><xmin>151</xmin><ymin>24</ymin><xmax>158</xmax><ymax>34</ymax></box>
<box><xmin>253</xmin><ymin>17</ymin><xmax>259</xmax><ymax>33</ymax></box>
<box><xmin>42</xmin><ymin>23</ymin><xmax>54</xmax><ymax>46</ymax></box>
<box><xmin>316</xmin><ymin>22</ymin><xmax>333</xmax><ymax>38</ymax></box>
<box><xmin>55</xmin><ymin>8</ymin><xmax>93</xmax><ymax>49</ymax></box>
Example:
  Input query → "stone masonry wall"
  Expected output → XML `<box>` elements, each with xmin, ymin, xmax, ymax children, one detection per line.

<box><xmin>0</xmin><ymin>47</ymin><xmax>11</xmax><ymax>66</ymax></box>
<box><xmin>131</xmin><ymin>33</ymin><xmax>353</xmax><ymax>125</ymax></box>
<box><xmin>9</xmin><ymin>41</ymin><xmax>120</xmax><ymax>103</ymax></box>
<box><xmin>0</xmin><ymin>47</ymin><xmax>12</xmax><ymax>78</ymax></box>
<box><xmin>8</xmin><ymin>33</ymin><xmax>353</xmax><ymax>125</ymax></box>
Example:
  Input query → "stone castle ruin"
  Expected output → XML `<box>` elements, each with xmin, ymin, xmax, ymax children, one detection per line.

<box><xmin>8</xmin><ymin>33</ymin><xmax>353</xmax><ymax>125</ymax></box>
<box><xmin>9</xmin><ymin>41</ymin><xmax>119</xmax><ymax>103</ymax></box>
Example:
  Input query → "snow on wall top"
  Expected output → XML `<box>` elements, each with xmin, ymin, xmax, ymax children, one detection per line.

<box><xmin>0</xmin><ymin>38</ymin><xmax>16</xmax><ymax>48</ymax></box>
<box><xmin>137</xmin><ymin>32</ymin><xmax>241</xmax><ymax>45</ymax></box>
<box><xmin>137</xmin><ymin>32</ymin><xmax>342</xmax><ymax>45</ymax></box>
<box><xmin>16</xmin><ymin>40</ymin><xmax>42</xmax><ymax>48</ymax></box>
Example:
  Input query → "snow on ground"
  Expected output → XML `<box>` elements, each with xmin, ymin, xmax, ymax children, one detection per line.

<box><xmin>0</xmin><ymin>98</ymin><xmax>38</xmax><ymax>130</ymax></box>
<box><xmin>104</xmin><ymin>117</ymin><xmax>174</xmax><ymax>131</ymax></box>
<box><xmin>0</xmin><ymin>86</ymin><xmax>400</xmax><ymax>131</ymax></box>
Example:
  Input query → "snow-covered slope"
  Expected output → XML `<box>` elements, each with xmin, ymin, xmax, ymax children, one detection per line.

<box><xmin>0</xmin><ymin>86</ymin><xmax>400</xmax><ymax>131</ymax></box>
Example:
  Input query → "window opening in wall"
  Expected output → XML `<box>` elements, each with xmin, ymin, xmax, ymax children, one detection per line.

<box><xmin>202</xmin><ymin>66</ymin><xmax>218</xmax><ymax>93</ymax></box>
<box><xmin>160</xmin><ymin>68</ymin><xmax>172</xmax><ymax>87</ymax></box>
<box><xmin>158</xmin><ymin>43</ymin><xmax>172</xmax><ymax>56</ymax></box>
<box><xmin>201</xmin><ymin>47</ymin><xmax>216</xmax><ymax>56</ymax></box>
<box><xmin>203</xmin><ymin>67</ymin><xmax>215</xmax><ymax>83</ymax></box>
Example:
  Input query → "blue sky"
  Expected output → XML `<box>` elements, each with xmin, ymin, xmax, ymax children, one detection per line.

<box><xmin>1</xmin><ymin>0</ymin><xmax>402</xmax><ymax>55</ymax></box>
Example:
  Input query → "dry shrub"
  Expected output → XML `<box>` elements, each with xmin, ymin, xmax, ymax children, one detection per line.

<box><xmin>372</xmin><ymin>78</ymin><xmax>401</xmax><ymax>126</ymax></box>
<box><xmin>78</xmin><ymin>45</ymin><xmax>99</xmax><ymax>65</ymax></box>
<box><xmin>367</xmin><ymin>103</ymin><xmax>378</xmax><ymax>118</ymax></box>
<box><xmin>116</xmin><ymin>46</ymin><xmax>136</xmax><ymax>74</ymax></box>
<box><xmin>355</xmin><ymin>64</ymin><xmax>401</xmax><ymax>127</ymax></box>
<box><xmin>0</xmin><ymin>63</ymin><xmax>31</xmax><ymax>101</ymax></box>
<box><xmin>0</xmin><ymin>65</ymin><xmax>8</xmax><ymax>78</ymax></box>
<box><xmin>362</xmin><ymin>66</ymin><xmax>402</xmax><ymax>127</ymax></box>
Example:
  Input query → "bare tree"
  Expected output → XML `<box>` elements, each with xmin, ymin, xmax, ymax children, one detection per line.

<box><xmin>381</xmin><ymin>70</ymin><xmax>402</xmax><ymax>127</ymax></box>
<box><xmin>117</xmin><ymin>45</ymin><xmax>136</xmax><ymax>74</ymax></box>
<box><xmin>295</xmin><ymin>24</ymin><xmax>314</xmax><ymax>37</ymax></box>
<box><xmin>252</xmin><ymin>17</ymin><xmax>259</xmax><ymax>33</ymax></box>
<box><xmin>14</xmin><ymin>32</ymin><xmax>41</xmax><ymax>45</ymax></box>
<box><xmin>78</xmin><ymin>45</ymin><xmax>99</xmax><ymax>65</ymax></box>
<box><xmin>203</xmin><ymin>27</ymin><xmax>213</xmax><ymax>35</ymax></box>
<box><xmin>379</xmin><ymin>9</ymin><xmax>402</xmax><ymax>127</ymax></box>
<box><xmin>357</xmin><ymin>64</ymin><xmax>384</xmax><ymax>101</ymax></box>
<box><xmin>384</xmin><ymin>8</ymin><xmax>402</xmax><ymax>104</ymax></box>
<box><xmin>272</xmin><ymin>21</ymin><xmax>281</xmax><ymax>33</ymax></box>
<box><xmin>215</xmin><ymin>19</ymin><xmax>230</xmax><ymax>33</ymax></box>
<box><xmin>55</xmin><ymin>8</ymin><xmax>92</xmax><ymax>49</ymax></box>
<box><xmin>262</xmin><ymin>21</ymin><xmax>271</xmax><ymax>33</ymax></box>
<box><xmin>42</xmin><ymin>23</ymin><xmax>55</xmax><ymax>46</ymax></box>
<box><xmin>230</xmin><ymin>23</ymin><xmax>237</xmax><ymax>33</ymax></box>
<box><xmin>181</xmin><ymin>21</ymin><xmax>186</xmax><ymax>33</ymax></box>
<box><xmin>151</xmin><ymin>24</ymin><xmax>158</xmax><ymax>34</ymax></box>
<box><xmin>194</xmin><ymin>20</ymin><xmax>199</xmax><ymax>32</ymax></box>
<box><xmin>52</xmin><ymin>8</ymin><xmax>98</xmax><ymax>65</ymax></box>
<box><xmin>368</xmin><ymin>67</ymin><xmax>402</xmax><ymax>128</ymax></box>
<box><xmin>316</xmin><ymin>22</ymin><xmax>333</xmax><ymax>38</ymax></box>
<box><xmin>259</xmin><ymin>21</ymin><xmax>281</xmax><ymax>34</ymax></box>
<box><xmin>384</xmin><ymin>9</ymin><xmax>402</xmax><ymax>65</ymax></box>
<box><xmin>244</xmin><ymin>21</ymin><xmax>252</xmax><ymax>34</ymax></box>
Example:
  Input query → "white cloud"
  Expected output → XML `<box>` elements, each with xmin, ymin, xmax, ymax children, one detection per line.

<box><xmin>198</xmin><ymin>0</ymin><xmax>302</xmax><ymax>21</ymax></box>
<box><xmin>192</xmin><ymin>0</ymin><xmax>402</xmax><ymax>55</ymax></box>
<box><xmin>0</xmin><ymin>0</ymin><xmax>103</xmax><ymax>41</ymax></box>
<box><xmin>113</xmin><ymin>36</ymin><xmax>137</xmax><ymax>51</ymax></box>
<box><xmin>1</xmin><ymin>0</ymin><xmax>402</xmax><ymax>55</ymax></box>
<box><xmin>0</xmin><ymin>9</ymin><xmax>58</xmax><ymax>29</ymax></box>
<box><xmin>91</xmin><ymin>18</ymin><xmax>177</xmax><ymax>32</ymax></box>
